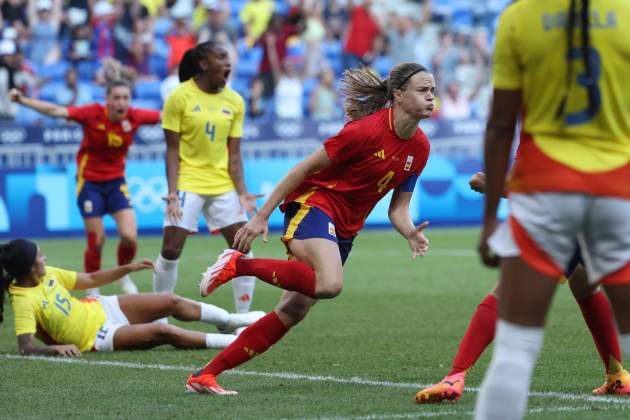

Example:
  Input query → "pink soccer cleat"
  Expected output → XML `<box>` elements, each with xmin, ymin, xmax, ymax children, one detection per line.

<box><xmin>591</xmin><ymin>369</ymin><xmax>630</xmax><ymax>395</ymax></box>
<box><xmin>199</xmin><ymin>249</ymin><xmax>243</xmax><ymax>297</ymax></box>
<box><xmin>185</xmin><ymin>371</ymin><xmax>237</xmax><ymax>396</ymax></box>
<box><xmin>415</xmin><ymin>372</ymin><xmax>466</xmax><ymax>404</ymax></box>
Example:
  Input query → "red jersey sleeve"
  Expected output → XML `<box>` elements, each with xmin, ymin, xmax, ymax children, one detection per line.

<box><xmin>130</xmin><ymin>107</ymin><xmax>161</xmax><ymax>125</ymax></box>
<box><xmin>323</xmin><ymin>120</ymin><xmax>369</xmax><ymax>164</ymax></box>
<box><xmin>67</xmin><ymin>103</ymin><xmax>101</xmax><ymax>124</ymax></box>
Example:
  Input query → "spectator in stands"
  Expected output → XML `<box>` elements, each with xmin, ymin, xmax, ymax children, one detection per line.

<box><xmin>323</xmin><ymin>0</ymin><xmax>348</xmax><ymax>41</ymax></box>
<box><xmin>28</xmin><ymin>0</ymin><xmax>61</xmax><ymax>67</ymax></box>
<box><xmin>166</xmin><ymin>7</ymin><xmax>196</xmax><ymax>72</ymax></box>
<box><xmin>342</xmin><ymin>0</ymin><xmax>382</xmax><ymax>70</ymax></box>
<box><xmin>247</xmin><ymin>76</ymin><xmax>266</xmax><ymax>119</ymax></box>
<box><xmin>92</xmin><ymin>0</ymin><xmax>116</xmax><ymax>60</ymax></box>
<box><xmin>0</xmin><ymin>40</ymin><xmax>19</xmax><ymax>120</ymax></box>
<box><xmin>302</xmin><ymin>0</ymin><xmax>326</xmax><ymax>78</ymax></box>
<box><xmin>309</xmin><ymin>67</ymin><xmax>340</xmax><ymax>121</ymax></box>
<box><xmin>240</xmin><ymin>0</ymin><xmax>275</xmax><ymax>47</ymax></box>
<box><xmin>431</xmin><ymin>30</ymin><xmax>461</xmax><ymax>86</ymax></box>
<box><xmin>274</xmin><ymin>57</ymin><xmax>303</xmax><ymax>120</ymax></box>
<box><xmin>258</xmin><ymin>13</ymin><xmax>302</xmax><ymax>99</ymax></box>
<box><xmin>160</xmin><ymin>65</ymin><xmax>180</xmax><ymax>102</ymax></box>
<box><xmin>439</xmin><ymin>81</ymin><xmax>471</xmax><ymax>120</ymax></box>
<box><xmin>54</xmin><ymin>67</ymin><xmax>92</xmax><ymax>106</ymax></box>
<box><xmin>1</xmin><ymin>0</ymin><xmax>29</xmax><ymax>40</ymax></box>
<box><xmin>386</xmin><ymin>8</ymin><xmax>431</xmax><ymax>67</ymax></box>
<box><xmin>128</xmin><ymin>18</ymin><xmax>154</xmax><ymax>77</ymax></box>
<box><xmin>197</xmin><ymin>0</ymin><xmax>237</xmax><ymax>44</ymax></box>
<box><xmin>68</xmin><ymin>23</ymin><xmax>93</xmax><ymax>63</ymax></box>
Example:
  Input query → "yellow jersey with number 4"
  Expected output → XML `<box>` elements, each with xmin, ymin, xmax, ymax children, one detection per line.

<box><xmin>493</xmin><ymin>0</ymin><xmax>630</xmax><ymax>197</ymax></box>
<box><xmin>162</xmin><ymin>80</ymin><xmax>245</xmax><ymax>195</ymax></box>
<box><xmin>9</xmin><ymin>266</ymin><xmax>106</xmax><ymax>352</ymax></box>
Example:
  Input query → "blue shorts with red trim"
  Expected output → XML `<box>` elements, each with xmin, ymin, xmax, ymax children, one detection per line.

<box><xmin>282</xmin><ymin>202</ymin><xmax>354</xmax><ymax>265</ymax></box>
<box><xmin>77</xmin><ymin>177</ymin><xmax>131</xmax><ymax>218</ymax></box>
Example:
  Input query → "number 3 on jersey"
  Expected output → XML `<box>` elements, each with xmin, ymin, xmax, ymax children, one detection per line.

<box><xmin>377</xmin><ymin>171</ymin><xmax>395</xmax><ymax>193</ymax></box>
<box><xmin>205</xmin><ymin>122</ymin><xmax>216</xmax><ymax>141</ymax></box>
<box><xmin>565</xmin><ymin>47</ymin><xmax>601</xmax><ymax>125</ymax></box>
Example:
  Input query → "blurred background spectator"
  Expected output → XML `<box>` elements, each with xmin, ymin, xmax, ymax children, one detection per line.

<box><xmin>0</xmin><ymin>0</ymin><xmax>511</xmax><ymax>124</ymax></box>
<box><xmin>54</xmin><ymin>67</ymin><xmax>92</xmax><ymax>106</ymax></box>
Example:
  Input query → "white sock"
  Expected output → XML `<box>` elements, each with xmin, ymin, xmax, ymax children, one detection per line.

<box><xmin>153</xmin><ymin>254</ymin><xmax>179</xmax><ymax>293</ymax></box>
<box><xmin>205</xmin><ymin>333</ymin><xmax>237</xmax><ymax>348</ymax></box>
<box><xmin>620</xmin><ymin>333</ymin><xmax>630</xmax><ymax>359</ymax></box>
<box><xmin>199</xmin><ymin>302</ymin><xmax>229</xmax><ymax>326</ymax></box>
<box><xmin>474</xmin><ymin>320</ymin><xmax>544</xmax><ymax>420</ymax></box>
<box><xmin>118</xmin><ymin>274</ymin><xmax>138</xmax><ymax>294</ymax></box>
<box><xmin>232</xmin><ymin>251</ymin><xmax>256</xmax><ymax>313</ymax></box>
<box><xmin>85</xmin><ymin>288</ymin><xmax>100</xmax><ymax>297</ymax></box>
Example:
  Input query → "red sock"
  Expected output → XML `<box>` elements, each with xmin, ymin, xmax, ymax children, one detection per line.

<box><xmin>236</xmin><ymin>258</ymin><xmax>317</xmax><ymax>298</ymax></box>
<box><xmin>200</xmin><ymin>311</ymin><xmax>289</xmax><ymax>376</ymax></box>
<box><xmin>577</xmin><ymin>290</ymin><xmax>623</xmax><ymax>374</ymax></box>
<box><xmin>117</xmin><ymin>241</ymin><xmax>137</xmax><ymax>265</ymax></box>
<box><xmin>84</xmin><ymin>232</ymin><xmax>102</xmax><ymax>273</ymax></box>
<box><xmin>449</xmin><ymin>294</ymin><xmax>498</xmax><ymax>375</ymax></box>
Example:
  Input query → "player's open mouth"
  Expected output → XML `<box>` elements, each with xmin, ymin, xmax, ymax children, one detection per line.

<box><xmin>223</xmin><ymin>70</ymin><xmax>231</xmax><ymax>80</ymax></box>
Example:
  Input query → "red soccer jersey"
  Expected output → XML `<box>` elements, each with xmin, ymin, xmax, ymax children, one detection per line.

<box><xmin>283</xmin><ymin>108</ymin><xmax>430</xmax><ymax>238</ymax></box>
<box><xmin>67</xmin><ymin>104</ymin><xmax>160</xmax><ymax>182</ymax></box>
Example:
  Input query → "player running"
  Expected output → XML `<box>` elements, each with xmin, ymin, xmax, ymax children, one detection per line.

<box><xmin>185</xmin><ymin>62</ymin><xmax>434</xmax><ymax>395</ymax></box>
<box><xmin>10</xmin><ymin>81</ymin><xmax>161</xmax><ymax>296</ymax></box>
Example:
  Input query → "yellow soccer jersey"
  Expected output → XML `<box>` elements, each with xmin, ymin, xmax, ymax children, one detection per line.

<box><xmin>9</xmin><ymin>266</ymin><xmax>106</xmax><ymax>352</ymax></box>
<box><xmin>162</xmin><ymin>80</ymin><xmax>245</xmax><ymax>195</ymax></box>
<box><xmin>493</xmin><ymin>0</ymin><xmax>630</xmax><ymax>193</ymax></box>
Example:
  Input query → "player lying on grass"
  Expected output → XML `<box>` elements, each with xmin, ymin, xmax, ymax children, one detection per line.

<box><xmin>416</xmin><ymin>172</ymin><xmax>630</xmax><ymax>403</ymax></box>
<box><xmin>0</xmin><ymin>239</ymin><xmax>264</xmax><ymax>356</ymax></box>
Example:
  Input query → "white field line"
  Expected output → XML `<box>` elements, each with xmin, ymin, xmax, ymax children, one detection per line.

<box><xmin>2</xmin><ymin>354</ymin><xmax>630</xmax><ymax>407</ymax></box>
<box><xmin>297</xmin><ymin>404</ymin><xmax>624</xmax><ymax>420</ymax></box>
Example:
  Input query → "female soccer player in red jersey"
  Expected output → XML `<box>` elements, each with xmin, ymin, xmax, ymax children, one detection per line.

<box><xmin>0</xmin><ymin>239</ymin><xmax>263</xmax><ymax>356</ymax></box>
<box><xmin>9</xmin><ymin>82</ymin><xmax>161</xmax><ymax>296</ymax></box>
<box><xmin>152</xmin><ymin>41</ymin><xmax>260</xmax><ymax>317</ymax></box>
<box><xmin>416</xmin><ymin>172</ymin><xmax>630</xmax><ymax>403</ymax></box>
<box><xmin>185</xmin><ymin>63</ymin><xmax>434</xmax><ymax>395</ymax></box>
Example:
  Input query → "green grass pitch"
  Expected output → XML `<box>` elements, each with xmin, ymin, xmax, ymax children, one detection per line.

<box><xmin>1</xmin><ymin>228</ymin><xmax>629</xmax><ymax>419</ymax></box>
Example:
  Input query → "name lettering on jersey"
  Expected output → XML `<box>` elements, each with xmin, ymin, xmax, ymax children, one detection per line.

<box><xmin>328</xmin><ymin>222</ymin><xmax>336</xmax><ymax>237</ymax></box>
<box><xmin>404</xmin><ymin>155</ymin><xmax>414</xmax><ymax>171</ymax></box>
<box><xmin>373</xmin><ymin>149</ymin><xmax>386</xmax><ymax>159</ymax></box>
<box><xmin>121</xmin><ymin>120</ymin><xmax>131</xmax><ymax>133</ymax></box>
<box><xmin>107</xmin><ymin>132</ymin><xmax>123</xmax><ymax>147</ymax></box>
<box><xmin>542</xmin><ymin>11</ymin><xmax>617</xmax><ymax>32</ymax></box>
<box><xmin>192</xmin><ymin>105</ymin><xmax>201</xmax><ymax>112</ymax></box>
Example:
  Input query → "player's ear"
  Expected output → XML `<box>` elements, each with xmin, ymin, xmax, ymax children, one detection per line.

<box><xmin>392</xmin><ymin>88</ymin><xmax>403</xmax><ymax>104</ymax></box>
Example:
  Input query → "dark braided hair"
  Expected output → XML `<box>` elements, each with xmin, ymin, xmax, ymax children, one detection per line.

<box><xmin>341</xmin><ymin>63</ymin><xmax>427</xmax><ymax>121</ymax></box>
<box><xmin>557</xmin><ymin>0</ymin><xmax>596</xmax><ymax>120</ymax></box>
<box><xmin>178</xmin><ymin>41</ymin><xmax>220</xmax><ymax>83</ymax></box>
<box><xmin>0</xmin><ymin>239</ymin><xmax>38</xmax><ymax>324</ymax></box>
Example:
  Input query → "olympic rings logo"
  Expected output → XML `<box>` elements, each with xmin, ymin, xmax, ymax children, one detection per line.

<box><xmin>127</xmin><ymin>176</ymin><xmax>167</xmax><ymax>213</ymax></box>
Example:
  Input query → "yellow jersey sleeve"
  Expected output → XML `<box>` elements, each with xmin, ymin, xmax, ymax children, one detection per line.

<box><xmin>492</xmin><ymin>6</ymin><xmax>522</xmax><ymax>90</ymax></box>
<box><xmin>229</xmin><ymin>94</ymin><xmax>245</xmax><ymax>138</ymax></box>
<box><xmin>12</xmin><ymin>294</ymin><xmax>37</xmax><ymax>335</ymax></box>
<box><xmin>46</xmin><ymin>266</ymin><xmax>77</xmax><ymax>290</ymax></box>
<box><xmin>162</xmin><ymin>89</ymin><xmax>184</xmax><ymax>133</ymax></box>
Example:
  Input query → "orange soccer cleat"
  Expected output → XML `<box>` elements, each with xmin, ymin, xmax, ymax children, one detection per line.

<box><xmin>185</xmin><ymin>371</ymin><xmax>237</xmax><ymax>396</ymax></box>
<box><xmin>415</xmin><ymin>372</ymin><xmax>466</xmax><ymax>404</ymax></box>
<box><xmin>199</xmin><ymin>249</ymin><xmax>243</xmax><ymax>297</ymax></box>
<box><xmin>591</xmin><ymin>369</ymin><xmax>630</xmax><ymax>396</ymax></box>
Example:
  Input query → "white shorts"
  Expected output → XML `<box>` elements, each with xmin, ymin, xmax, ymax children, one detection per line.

<box><xmin>163</xmin><ymin>190</ymin><xmax>247</xmax><ymax>233</ymax></box>
<box><xmin>93</xmin><ymin>295</ymin><xmax>130</xmax><ymax>352</ymax></box>
<box><xmin>489</xmin><ymin>192</ymin><xmax>630</xmax><ymax>285</ymax></box>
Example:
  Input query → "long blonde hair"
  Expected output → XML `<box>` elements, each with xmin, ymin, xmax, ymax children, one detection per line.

<box><xmin>340</xmin><ymin>63</ymin><xmax>427</xmax><ymax>121</ymax></box>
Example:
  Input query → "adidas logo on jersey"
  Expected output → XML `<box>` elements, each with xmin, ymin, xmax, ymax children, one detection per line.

<box><xmin>192</xmin><ymin>105</ymin><xmax>201</xmax><ymax>112</ymax></box>
<box><xmin>374</xmin><ymin>149</ymin><xmax>386</xmax><ymax>159</ymax></box>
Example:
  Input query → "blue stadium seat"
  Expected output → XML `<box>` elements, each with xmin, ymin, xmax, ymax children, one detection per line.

<box><xmin>274</xmin><ymin>0</ymin><xmax>289</xmax><ymax>16</ymax></box>
<box><xmin>131</xmin><ymin>99</ymin><xmax>161</xmax><ymax>110</ymax></box>
<box><xmin>230</xmin><ymin>77</ymin><xmax>250</xmax><ymax>98</ymax></box>
<box><xmin>153</xmin><ymin>16</ymin><xmax>173</xmax><ymax>39</ymax></box>
<box><xmin>91</xmin><ymin>85</ymin><xmax>106</xmax><ymax>101</ymax></box>
<box><xmin>38</xmin><ymin>61</ymin><xmax>71</xmax><ymax>81</ymax></box>
<box><xmin>135</xmin><ymin>80</ymin><xmax>162</xmax><ymax>101</ymax></box>
<box><xmin>373</xmin><ymin>55</ymin><xmax>392</xmax><ymax>78</ymax></box>
<box><xmin>39</xmin><ymin>82</ymin><xmax>66</xmax><ymax>102</ymax></box>
<box><xmin>149</xmin><ymin>55</ymin><xmax>168</xmax><ymax>79</ymax></box>
<box><xmin>323</xmin><ymin>40</ymin><xmax>342</xmax><ymax>60</ymax></box>
<box><xmin>15</xmin><ymin>107</ymin><xmax>42</xmax><ymax>125</ymax></box>
<box><xmin>76</xmin><ymin>60</ymin><xmax>96</xmax><ymax>81</ymax></box>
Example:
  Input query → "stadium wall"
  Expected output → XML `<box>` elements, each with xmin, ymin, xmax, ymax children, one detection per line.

<box><xmin>0</xmin><ymin>118</ymin><xmax>497</xmax><ymax>239</ymax></box>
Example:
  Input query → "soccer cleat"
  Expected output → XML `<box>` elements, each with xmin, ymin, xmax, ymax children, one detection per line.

<box><xmin>218</xmin><ymin>310</ymin><xmax>266</xmax><ymax>334</ymax></box>
<box><xmin>415</xmin><ymin>372</ymin><xmax>465</xmax><ymax>404</ymax></box>
<box><xmin>185</xmin><ymin>371</ymin><xmax>237</xmax><ymax>396</ymax></box>
<box><xmin>199</xmin><ymin>249</ymin><xmax>243</xmax><ymax>297</ymax></box>
<box><xmin>119</xmin><ymin>275</ymin><xmax>138</xmax><ymax>294</ymax></box>
<box><xmin>591</xmin><ymin>369</ymin><xmax>630</xmax><ymax>395</ymax></box>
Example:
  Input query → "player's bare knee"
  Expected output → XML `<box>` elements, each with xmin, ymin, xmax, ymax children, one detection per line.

<box><xmin>160</xmin><ymin>244</ymin><xmax>182</xmax><ymax>260</ymax></box>
<box><xmin>152</xmin><ymin>323</ymin><xmax>178</xmax><ymax>342</ymax></box>
<box><xmin>315</xmin><ymin>272</ymin><xmax>343</xmax><ymax>299</ymax></box>
<box><xmin>119</xmin><ymin>236</ymin><xmax>137</xmax><ymax>248</ymax></box>
<box><xmin>165</xmin><ymin>293</ymin><xmax>181</xmax><ymax>308</ymax></box>
<box><xmin>276</xmin><ymin>301</ymin><xmax>311</xmax><ymax>325</ymax></box>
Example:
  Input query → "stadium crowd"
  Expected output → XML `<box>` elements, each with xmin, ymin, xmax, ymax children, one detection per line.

<box><xmin>0</xmin><ymin>0</ymin><xmax>508</xmax><ymax>124</ymax></box>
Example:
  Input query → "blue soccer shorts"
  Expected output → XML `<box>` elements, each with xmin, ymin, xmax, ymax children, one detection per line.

<box><xmin>77</xmin><ymin>177</ymin><xmax>132</xmax><ymax>218</ymax></box>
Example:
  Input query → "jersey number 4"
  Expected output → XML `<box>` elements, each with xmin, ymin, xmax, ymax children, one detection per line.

<box><xmin>377</xmin><ymin>171</ymin><xmax>395</xmax><ymax>193</ymax></box>
<box><xmin>206</xmin><ymin>122</ymin><xmax>216</xmax><ymax>142</ymax></box>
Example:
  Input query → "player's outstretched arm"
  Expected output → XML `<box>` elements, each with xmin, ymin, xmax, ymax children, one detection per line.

<box><xmin>74</xmin><ymin>259</ymin><xmax>154</xmax><ymax>290</ymax></box>
<box><xmin>388</xmin><ymin>188</ymin><xmax>429</xmax><ymax>259</ymax></box>
<box><xmin>17</xmin><ymin>333</ymin><xmax>82</xmax><ymax>357</ymax></box>
<box><xmin>9</xmin><ymin>88</ymin><xmax>69</xmax><ymax>118</ymax></box>
<box><xmin>232</xmin><ymin>147</ymin><xmax>333</xmax><ymax>252</ymax></box>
